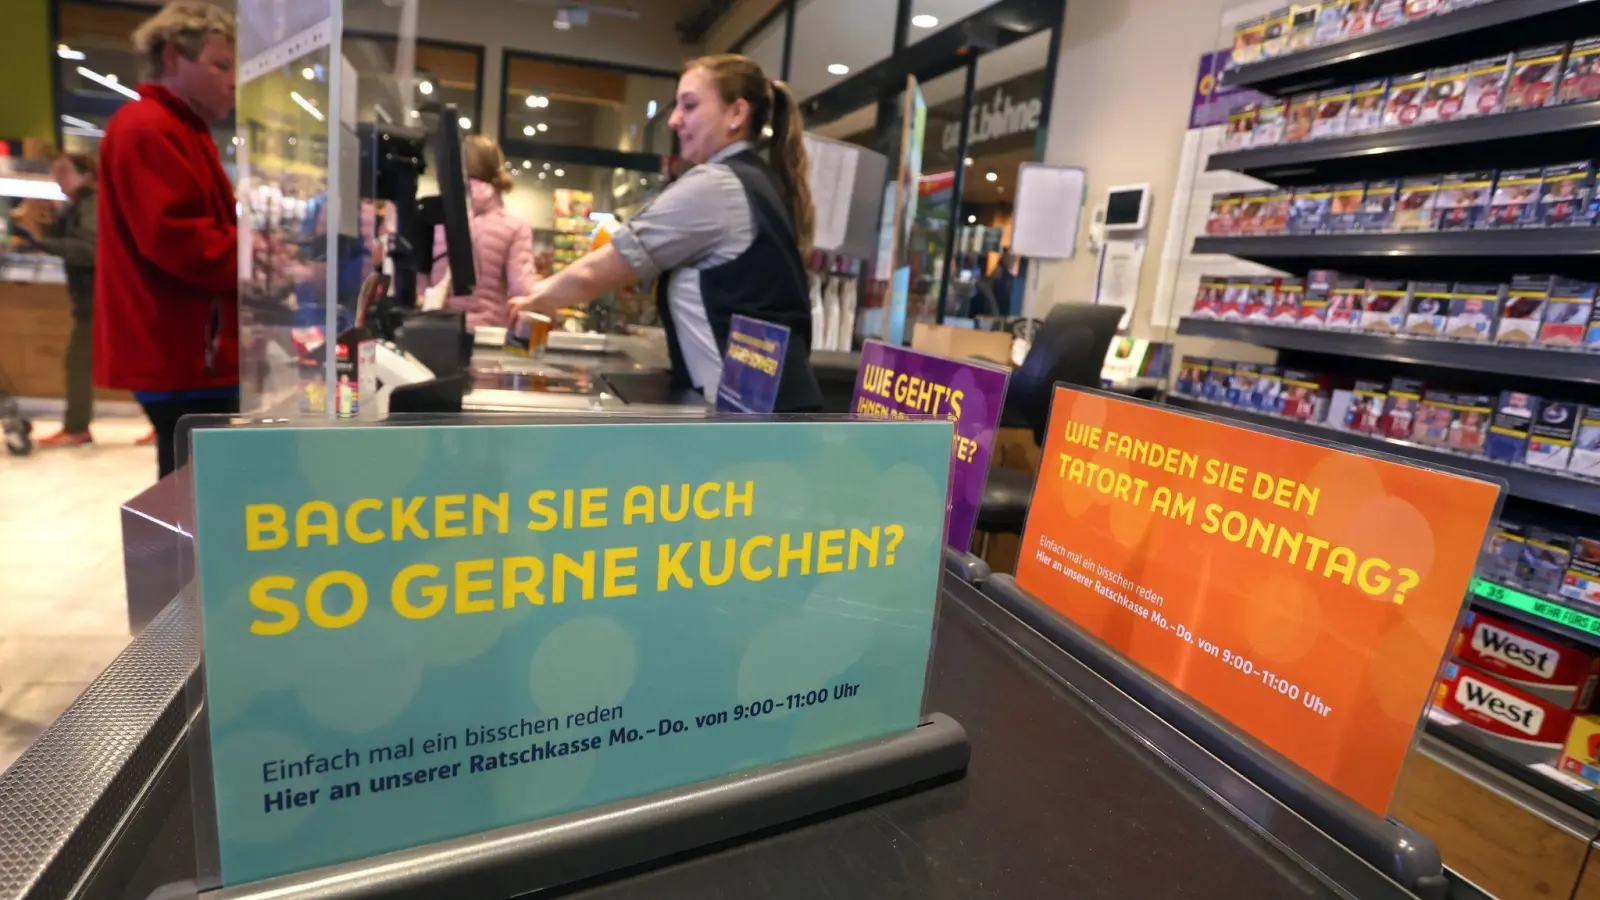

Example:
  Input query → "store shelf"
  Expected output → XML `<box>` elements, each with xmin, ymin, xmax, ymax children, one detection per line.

<box><xmin>1220</xmin><ymin>0</ymin><xmax>1600</xmax><ymax>96</ymax></box>
<box><xmin>1163</xmin><ymin>394</ymin><xmax>1600</xmax><ymax>515</ymax></box>
<box><xmin>1174</xmin><ymin>318</ymin><xmax>1600</xmax><ymax>386</ymax></box>
<box><xmin>1469</xmin><ymin>577</ymin><xmax>1600</xmax><ymax>650</ymax></box>
<box><xmin>1422</xmin><ymin>714</ymin><xmax>1600</xmax><ymax>820</ymax></box>
<box><xmin>1206</xmin><ymin>101</ymin><xmax>1600</xmax><ymax>186</ymax></box>
<box><xmin>1190</xmin><ymin>229</ymin><xmax>1600</xmax><ymax>276</ymax></box>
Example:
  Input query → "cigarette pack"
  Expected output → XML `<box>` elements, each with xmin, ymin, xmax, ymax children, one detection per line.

<box><xmin>1206</xmin><ymin>193</ymin><xmax>1233</xmax><ymax>235</ymax></box>
<box><xmin>1237</xmin><ymin>191</ymin><xmax>1269</xmax><ymax>235</ymax></box>
<box><xmin>1203</xmin><ymin>361</ymin><xmax>1232</xmax><ymax>402</ymax></box>
<box><xmin>1271</xmin><ymin>277</ymin><xmax>1305</xmax><ymax>323</ymax></box>
<box><xmin>1452</xmin><ymin>392</ymin><xmax>1494</xmax><ymax>455</ymax></box>
<box><xmin>1192</xmin><ymin>276</ymin><xmax>1226</xmax><ymax>318</ymax></box>
<box><xmin>1435</xmin><ymin>170</ymin><xmax>1495</xmax><ymax>231</ymax></box>
<box><xmin>1380</xmin><ymin>377</ymin><xmax>1426</xmax><ymax>439</ymax></box>
<box><xmin>1287</xmin><ymin>2</ymin><xmax>1321</xmax><ymax>52</ymax></box>
<box><xmin>1560</xmin><ymin>715</ymin><xmax>1600</xmax><ymax>788</ymax></box>
<box><xmin>1361</xmin><ymin>279</ymin><xmax>1411</xmax><ymax>332</ymax></box>
<box><xmin>1455</xmin><ymin>610</ymin><xmax>1600</xmax><ymax>708</ymax></box>
<box><xmin>1482</xmin><ymin>522</ymin><xmax>1526</xmax><ymax>583</ymax></box>
<box><xmin>1253</xmin><ymin>366</ymin><xmax>1286</xmax><ymax>413</ymax></box>
<box><xmin>1461</xmin><ymin>54</ymin><xmax>1513</xmax><ymax>118</ymax></box>
<box><xmin>1505</xmin><ymin>43</ymin><xmax>1569</xmax><ymax>112</ymax></box>
<box><xmin>1520</xmin><ymin>528</ymin><xmax>1575</xmax><ymax>596</ymax></box>
<box><xmin>1420</xmin><ymin>64</ymin><xmax>1470</xmax><ymax>123</ymax></box>
<box><xmin>1486</xmin><ymin>168</ymin><xmax>1544</xmax><ymax>229</ymax></box>
<box><xmin>1313</xmin><ymin>0</ymin><xmax>1349</xmax><ymax>44</ymax></box>
<box><xmin>1260</xmin><ymin>189</ymin><xmax>1294</xmax><ymax>234</ymax></box>
<box><xmin>1486</xmin><ymin>391</ymin><xmax>1538</xmax><ymax>463</ymax></box>
<box><xmin>1281</xmin><ymin>370</ymin><xmax>1331</xmax><ymax>422</ymax></box>
<box><xmin>1539</xmin><ymin>162</ymin><xmax>1595</xmax><ymax>228</ymax></box>
<box><xmin>1368</xmin><ymin>0</ymin><xmax>1404</xmax><ymax>30</ymax></box>
<box><xmin>1572</xmin><ymin>407</ymin><xmax>1600</xmax><ymax>478</ymax></box>
<box><xmin>1289</xmin><ymin>185</ymin><xmax>1332</xmax><ymax>234</ymax></box>
<box><xmin>1326</xmin><ymin>275</ymin><xmax>1366</xmax><ymax>329</ymax></box>
<box><xmin>1434</xmin><ymin>661</ymin><xmax>1573</xmax><ymax>763</ymax></box>
<box><xmin>1285</xmin><ymin>92</ymin><xmax>1320</xmax><ymax>142</ymax></box>
<box><xmin>1220</xmin><ymin>278</ymin><xmax>1250</xmax><ymax>320</ymax></box>
<box><xmin>1261</xmin><ymin>7</ymin><xmax>1295</xmax><ymax>59</ymax></box>
<box><xmin>1403</xmin><ymin>0</ymin><xmax>1445</xmax><ymax>21</ymax></box>
<box><xmin>1445</xmin><ymin>282</ymin><xmax>1504</xmax><ymax>341</ymax></box>
<box><xmin>1342</xmin><ymin>0</ymin><xmax>1378</xmax><ymax>39</ymax></box>
<box><xmin>1326</xmin><ymin>182</ymin><xmax>1366</xmax><ymax>231</ymax></box>
<box><xmin>1498</xmin><ymin>276</ymin><xmax>1551</xmax><ymax>343</ymax></box>
<box><xmin>1298</xmin><ymin>270</ymin><xmax>1336</xmax><ymax>327</ymax></box>
<box><xmin>1232</xmin><ymin>16</ymin><xmax>1268</xmax><ymax>67</ymax></box>
<box><xmin>1413</xmin><ymin>391</ymin><xmax>1459</xmax><ymax>447</ymax></box>
<box><xmin>1244</xmin><ymin>277</ymin><xmax>1278</xmax><ymax>321</ymax></box>
<box><xmin>1381</xmin><ymin>71</ymin><xmax>1428</xmax><ymax>128</ymax></box>
<box><xmin>1177</xmin><ymin>358</ymin><xmax>1209</xmax><ymax>396</ymax></box>
<box><xmin>1558</xmin><ymin>37</ymin><xmax>1600</xmax><ymax>105</ymax></box>
<box><xmin>1343</xmin><ymin>379</ymin><xmax>1389</xmax><ymax>434</ymax></box>
<box><xmin>1225</xmin><ymin>104</ymin><xmax>1260</xmax><ymax>150</ymax></box>
<box><xmin>1342</xmin><ymin>79</ymin><xmax>1388</xmax><ymax>134</ymax></box>
<box><xmin>1312</xmin><ymin>87</ymin><xmax>1353</xmax><ymax>139</ymax></box>
<box><xmin>1254</xmin><ymin>98</ymin><xmax>1289</xmax><ymax>146</ymax></box>
<box><xmin>1361</xmin><ymin>179</ymin><xmax>1400</xmax><ymax>231</ymax></box>
<box><xmin>1393</xmin><ymin>176</ymin><xmax>1441</xmax><ymax>232</ymax></box>
<box><xmin>1561</xmin><ymin>537</ymin><xmax>1600</xmax><ymax>607</ymax></box>
<box><xmin>1528</xmin><ymin>399</ymin><xmax>1580</xmax><ymax>471</ymax></box>
<box><xmin>1228</xmin><ymin>362</ymin><xmax>1260</xmax><ymax>406</ymax></box>
<box><xmin>1404</xmin><ymin>282</ymin><xmax>1453</xmax><ymax>335</ymax></box>
<box><xmin>1540</xmin><ymin>279</ymin><xmax>1596</xmax><ymax>347</ymax></box>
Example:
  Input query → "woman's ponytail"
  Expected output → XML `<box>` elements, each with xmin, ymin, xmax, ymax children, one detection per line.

<box><xmin>768</xmin><ymin>80</ymin><xmax>815</xmax><ymax>258</ymax></box>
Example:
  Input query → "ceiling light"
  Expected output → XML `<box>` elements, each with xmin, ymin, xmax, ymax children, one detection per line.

<box><xmin>646</xmin><ymin>100</ymin><xmax>658</xmax><ymax>119</ymax></box>
<box><xmin>301</xmin><ymin>66</ymin><xmax>315</xmax><ymax>80</ymax></box>
<box><xmin>0</xmin><ymin>177</ymin><xmax>67</xmax><ymax>201</ymax></box>
<box><xmin>827</xmin><ymin>63</ymin><xmax>849</xmax><ymax>76</ymax></box>
<box><xmin>408</xmin><ymin>108</ymin><xmax>419</xmax><ymax>119</ymax></box>
<box><xmin>418</xmin><ymin>80</ymin><xmax>433</xmax><ymax>95</ymax></box>
<box><xmin>911</xmin><ymin>14</ymin><xmax>938</xmax><ymax>28</ymax></box>
<box><xmin>61</xmin><ymin>114</ymin><xmax>98</xmax><ymax>131</ymax></box>
<box><xmin>523</xmin><ymin>160</ymin><xmax>532</xmax><ymax>169</ymax></box>
<box><xmin>543</xmin><ymin>163</ymin><xmax>551</xmax><ymax>170</ymax></box>
<box><xmin>288</xmin><ymin>136</ymin><xmax>298</xmax><ymax>145</ymax></box>
<box><xmin>964</xmin><ymin>157</ymin><xmax>973</xmax><ymax>166</ymax></box>
<box><xmin>537</xmin><ymin>122</ymin><xmax>548</xmax><ymax>132</ymax></box>
<box><xmin>56</xmin><ymin>44</ymin><xmax>85</xmax><ymax>60</ymax></box>
<box><xmin>554</xmin><ymin>168</ymin><xmax>565</xmax><ymax>177</ymax></box>
<box><xmin>104</xmin><ymin>72</ymin><xmax>118</xmax><ymax>83</ymax></box>
<box><xmin>639</xmin><ymin>178</ymin><xmax>647</xmax><ymax>185</ymax></box>
<box><xmin>967</xmin><ymin>214</ymin><xmax>976</xmax><ymax>224</ymax></box>
<box><xmin>290</xmin><ymin>90</ymin><xmax>325</xmax><ymax>122</ymax></box>
<box><xmin>984</xmin><ymin>171</ymin><xmax>997</xmax><ymax>182</ymax></box>
<box><xmin>231</xmin><ymin>135</ymin><xmax>242</xmax><ymax>145</ymax></box>
<box><xmin>459</xmin><ymin>116</ymin><xmax>472</xmax><ymax>129</ymax></box>
<box><xmin>526</xmin><ymin>94</ymin><xmax>548</xmax><ymax>108</ymax></box>
<box><xmin>523</xmin><ymin>125</ymin><xmax>535</xmax><ymax>136</ymax></box>
<box><xmin>538</xmin><ymin>172</ymin><xmax>546</xmax><ymax>179</ymax></box>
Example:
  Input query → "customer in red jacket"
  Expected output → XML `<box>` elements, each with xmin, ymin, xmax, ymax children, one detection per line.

<box><xmin>95</xmin><ymin>1</ymin><xmax>237</xmax><ymax>478</ymax></box>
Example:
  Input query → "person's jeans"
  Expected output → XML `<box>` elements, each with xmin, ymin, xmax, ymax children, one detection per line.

<box><xmin>63</xmin><ymin>315</ymin><xmax>93</xmax><ymax>434</ymax></box>
<box><xmin>139</xmin><ymin>394</ymin><xmax>240</xmax><ymax>479</ymax></box>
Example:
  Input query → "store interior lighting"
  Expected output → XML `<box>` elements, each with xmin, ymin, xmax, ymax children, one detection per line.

<box><xmin>554</xmin><ymin>168</ymin><xmax>565</xmax><ymax>177</ymax></box>
<box><xmin>524</xmin><ymin>125</ymin><xmax>535</xmax><ymax>136</ymax></box>
<box><xmin>646</xmin><ymin>100</ymin><xmax>658</xmax><ymax>119</ymax></box>
<box><xmin>537</xmin><ymin>122</ymin><xmax>548</xmax><ymax>132</ymax></box>
<box><xmin>301</xmin><ymin>67</ymin><xmax>315</xmax><ymax>81</ymax></box>
<box><xmin>56</xmin><ymin>44</ymin><xmax>85</xmax><ymax>60</ymax></box>
<box><xmin>543</xmin><ymin>163</ymin><xmax>552</xmax><ymax>170</ymax></box>
<box><xmin>289</xmin><ymin>90</ymin><xmax>325</xmax><ymax>122</ymax></box>
<box><xmin>523</xmin><ymin>160</ymin><xmax>532</xmax><ymax>169</ymax></box>
<box><xmin>459</xmin><ymin>116</ymin><xmax>472</xmax><ymax>130</ymax></box>
<box><xmin>418</xmin><ymin>80</ymin><xmax>433</xmax><ymax>95</ymax></box>
<box><xmin>526</xmin><ymin>94</ymin><xmax>549</xmax><ymax>108</ymax></box>
<box><xmin>827</xmin><ymin>63</ymin><xmax>850</xmax><ymax>75</ymax></box>
<box><xmin>911</xmin><ymin>14</ymin><xmax>939</xmax><ymax>28</ymax></box>
<box><xmin>967</xmin><ymin>214</ymin><xmax>976</xmax><ymax>223</ymax></box>
<box><xmin>538</xmin><ymin>172</ymin><xmax>546</xmax><ymax>179</ymax></box>
<box><xmin>77</xmin><ymin>66</ymin><xmax>138</xmax><ymax>101</ymax></box>
<box><xmin>984</xmin><ymin>171</ymin><xmax>997</xmax><ymax>182</ymax></box>
<box><xmin>60</xmin><ymin>114</ymin><xmax>102</xmax><ymax>136</ymax></box>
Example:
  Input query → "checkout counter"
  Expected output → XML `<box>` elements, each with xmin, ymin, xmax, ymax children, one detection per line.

<box><xmin>0</xmin><ymin>544</ymin><xmax>1430</xmax><ymax>900</ymax></box>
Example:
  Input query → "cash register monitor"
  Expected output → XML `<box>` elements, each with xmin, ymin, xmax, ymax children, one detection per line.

<box><xmin>426</xmin><ymin>103</ymin><xmax>477</xmax><ymax>296</ymax></box>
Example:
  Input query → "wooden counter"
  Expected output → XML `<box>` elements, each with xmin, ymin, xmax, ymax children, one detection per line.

<box><xmin>0</xmin><ymin>280</ymin><xmax>131</xmax><ymax>402</ymax></box>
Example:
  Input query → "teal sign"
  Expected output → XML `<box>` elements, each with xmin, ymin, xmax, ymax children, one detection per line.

<box><xmin>191</xmin><ymin>419</ymin><xmax>952</xmax><ymax>884</ymax></box>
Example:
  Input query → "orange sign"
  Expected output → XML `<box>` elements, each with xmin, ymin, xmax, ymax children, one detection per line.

<box><xmin>1016</xmin><ymin>387</ymin><xmax>1502</xmax><ymax>815</ymax></box>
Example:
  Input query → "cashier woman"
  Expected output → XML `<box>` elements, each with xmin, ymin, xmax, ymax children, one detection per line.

<box><xmin>508</xmin><ymin>54</ymin><xmax>824</xmax><ymax>412</ymax></box>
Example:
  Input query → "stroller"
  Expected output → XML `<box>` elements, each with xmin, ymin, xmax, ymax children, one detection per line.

<box><xmin>1</xmin><ymin>360</ymin><xmax>32</xmax><ymax>456</ymax></box>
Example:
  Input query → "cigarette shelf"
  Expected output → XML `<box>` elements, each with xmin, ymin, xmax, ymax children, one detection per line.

<box><xmin>1163</xmin><ymin>394</ymin><xmax>1600</xmax><ymax>515</ymax></box>
<box><xmin>1220</xmin><ymin>0</ymin><xmax>1600</xmax><ymax>97</ymax></box>
<box><xmin>1206</xmin><ymin>101</ymin><xmax>1600</xmax><ymax>187</ymax></box>
<box><xmin>1422</xmin><ymin>716</ymin><xmax>1600</xmax><ymax>821</ymax></box>
<box><xmin>1190</xmin><ymin>230</ymin><xmax>1600</xmax><ymax>276</ymax></box>
<box><xmin>1468</xmin><ymin>576</ymin><xmax>1600</xmax><ymax>652</ymax></box>
<box><xmin>1173</xmin><ymin>318</ymin><xmax>1600</xmax><ymax>387</ymax></box>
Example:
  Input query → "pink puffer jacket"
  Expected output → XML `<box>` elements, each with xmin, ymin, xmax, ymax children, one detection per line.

<box><xmin>423</xmin><ymin>178</ymin><xmax>538</xmax><ymax>328</ymax></box>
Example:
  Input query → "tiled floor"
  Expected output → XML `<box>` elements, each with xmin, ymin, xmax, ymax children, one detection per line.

<box><xmin>0</xmin><ymin>413</ymin><xmax>156</xmax><ymax>772</ymax></box>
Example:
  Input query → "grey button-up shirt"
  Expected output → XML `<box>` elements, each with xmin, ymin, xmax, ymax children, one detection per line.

<box><xmin>610</xmin><ymin>141</ymin><xmax>760</xmax><ymax>393</ymax></box>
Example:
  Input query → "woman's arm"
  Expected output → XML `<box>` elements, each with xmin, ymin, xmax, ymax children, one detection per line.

<box><xmin>509</xmin><ymin>243</ymin><xmax>638</xmax><ymax>321</ymax></box>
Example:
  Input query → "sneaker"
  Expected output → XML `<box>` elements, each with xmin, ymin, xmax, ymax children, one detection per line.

<box><xmin>136</xmin><ymin>430</ymin><xmax>157</xmax><ymax>446</ymax></box>
<box><xmin>37</xmin><ymin>430</ymin><xmax>92</xmax><ymax>447</ymax></box>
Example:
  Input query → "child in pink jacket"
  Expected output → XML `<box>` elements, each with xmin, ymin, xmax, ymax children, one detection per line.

<box><xmin>423</xmin><ymin>135</ymin><xmax>537</xmax><ymax>328</ymax></box>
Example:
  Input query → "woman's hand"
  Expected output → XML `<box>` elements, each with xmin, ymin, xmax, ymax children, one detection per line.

<box><xmin>507</xmin><ymin>285</ymin><xmax>555</xmax><ymax>324</ymax></box>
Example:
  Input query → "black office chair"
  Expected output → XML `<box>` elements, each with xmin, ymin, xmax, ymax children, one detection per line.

<box><xmin>976</xmin><ymin>303</ymin><xmax>1124</xmax><ymax>537</ymax></box>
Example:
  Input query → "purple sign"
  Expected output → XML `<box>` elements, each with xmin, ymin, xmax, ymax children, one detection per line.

<box><xmin>716</xmin><ymin>315</ymin><xmax>789</xmax><ymax>413</ymax></box>
<box><xmin>1190</xmin><ymin>50</ymin><xmax>1270</xmax><ymax>130</ymax></box>
<box><xmin>851</xmin><ymin>340</ymin><xmax>1010</xmax><ymax>550</ymax></box>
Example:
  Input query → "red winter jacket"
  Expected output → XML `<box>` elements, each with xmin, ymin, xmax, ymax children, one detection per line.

<box><xmin>94</xmin><ymin>84</ymin><xmax>238</xmax><ymax>392</ymax></box>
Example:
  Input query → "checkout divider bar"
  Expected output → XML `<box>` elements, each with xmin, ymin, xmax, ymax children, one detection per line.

<box><xmin>973</xmin><ymin>572</ymin><xmax>1448</xmax><ymax>900</ymax></box>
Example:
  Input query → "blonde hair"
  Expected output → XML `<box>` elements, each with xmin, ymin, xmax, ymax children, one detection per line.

<box><xmin>133</xmin><ymin>1</ymin><xmax>235</xmax><ymax>81</ymax></box>
<box><xmin>464</xmin><ymin>134</ymin><xmax>514</xmax><ymax>193</ymax></box>
<box><xmin>684</xmin><ymin>54</ymin><xmax>815</xmax><ymax>257</ymax></box>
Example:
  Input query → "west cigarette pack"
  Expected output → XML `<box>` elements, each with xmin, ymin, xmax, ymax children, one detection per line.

<box><xmin>1539</xmin><ymin>278</ymin><xmax>1596</xmax><ymax>347</ymax></box>
<box><xmin>1486</xmin><ymin>390</ymin><xmax>1538</xmax><ymax>463</ymax></box>
<box><xmin>1435</xmin><ymin>662</ymin><xmax>1573</xmax><ymax>760</ymax></box>
<box><xmin>1404</xmin><ymin>282</ymin><xmax>1453</xmax><ymax>335</ymax></box>
<box><xmin>1455</xmin><ymin>610</ymin><xmax>1600</xmax><ymax>708</ymax></box>
<box><xmin>1445</xmin><ymin>282</ymin><xmax>1504</xmax><ymax>341</ymax></box>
